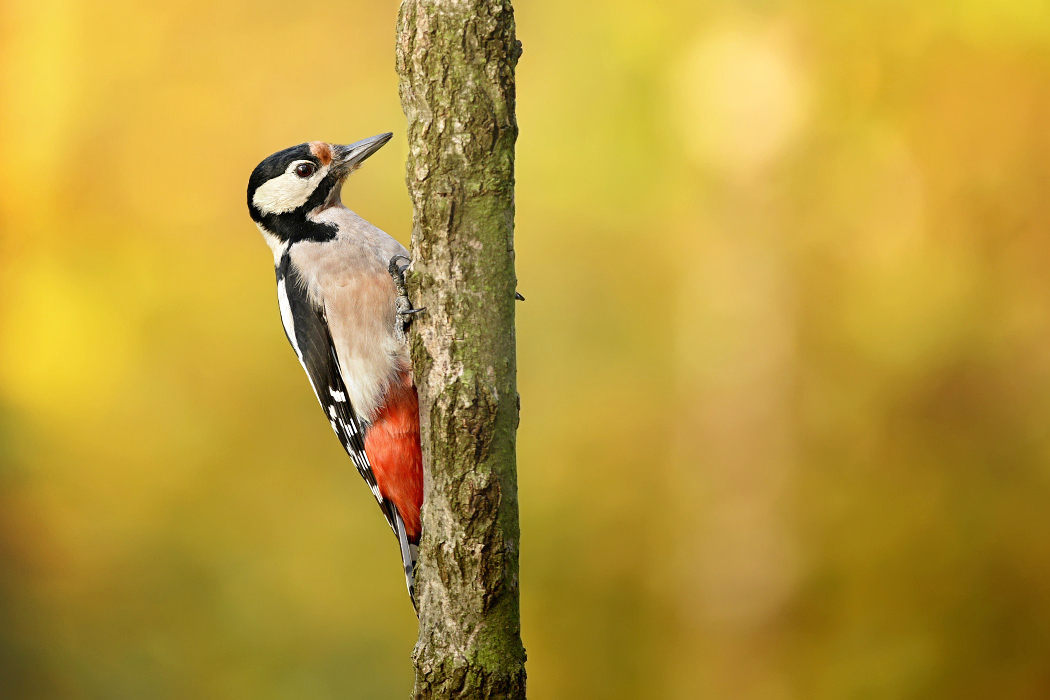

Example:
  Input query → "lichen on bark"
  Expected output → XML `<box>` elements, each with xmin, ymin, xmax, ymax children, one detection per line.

<box><xmin>395</xmin><ymin>0</ymin><xmax>526</xmax><ymax>698</ymax></box>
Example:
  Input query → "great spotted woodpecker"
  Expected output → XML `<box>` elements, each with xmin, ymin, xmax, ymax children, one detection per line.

<box><xmin>246</xmin><ymin>133</ymin><xmax>423</xmax><ymax>610</ymax></box>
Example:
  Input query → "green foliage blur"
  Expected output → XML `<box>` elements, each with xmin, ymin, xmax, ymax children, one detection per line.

<box><xmin>2</xmin><ymin>0</ymin><xmax>1050</xmax><ymax>697</ymax></box>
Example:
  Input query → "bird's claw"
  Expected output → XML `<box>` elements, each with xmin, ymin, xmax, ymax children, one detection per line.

<box><xmin>389</xmin><ymin>255</ymin><xmax>424</xmax><ymax>344</ymax></box>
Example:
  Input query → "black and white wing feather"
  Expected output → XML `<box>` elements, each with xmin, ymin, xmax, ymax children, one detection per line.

<box><xmin>275</xmin><ymin>255</ymin><xmax>400</xmax><ymax>535</ymax></box>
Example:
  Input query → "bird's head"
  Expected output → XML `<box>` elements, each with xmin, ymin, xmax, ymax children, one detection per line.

<box><xmin>247</xmin><ymin>132</ymin><xmax>392</xmax><ymax>245</ymax></box>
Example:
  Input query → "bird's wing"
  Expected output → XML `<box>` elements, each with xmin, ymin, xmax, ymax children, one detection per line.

<box><xmin>275</xmin><ymin>256</ymin><xmax>400</xmax><ymax>535</ymax></box>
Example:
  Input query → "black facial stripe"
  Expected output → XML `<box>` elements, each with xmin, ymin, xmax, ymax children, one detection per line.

<box><xmin>257</xmin><ymin>210</ymin><xmax>338</xmax><ymax>244</ymax></box>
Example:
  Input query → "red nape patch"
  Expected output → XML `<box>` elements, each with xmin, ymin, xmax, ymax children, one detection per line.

<box><xmin>365</xmin><ymin>373</ymin><xmax>423</xmax><ymax>541</ymax></box>
<box><xmin>308</xmin><ymin>141</ymin><xmax>333</xmax><ymax>166</ymax></box>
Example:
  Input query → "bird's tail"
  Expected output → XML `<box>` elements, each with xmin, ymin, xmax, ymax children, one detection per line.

<box><xmin>393</xmin><ymin>509</ymin><xmax>419</xmax><ymax>614</ymax></box>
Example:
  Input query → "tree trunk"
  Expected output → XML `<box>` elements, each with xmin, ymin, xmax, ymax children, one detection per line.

<box><xmin>395</xmin><ymin>1</ymin><xmax>526</xmax><ymax>698</ymax></box>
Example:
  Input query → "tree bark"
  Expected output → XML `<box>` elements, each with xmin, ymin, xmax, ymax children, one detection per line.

<box><xmin>395</xmin><ymin>1</ymin><xmax>526</xmax><ymax>698</ymax></box>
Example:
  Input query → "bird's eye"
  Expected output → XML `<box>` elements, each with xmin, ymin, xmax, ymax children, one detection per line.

<box><xmin>295</xmin><ymin>163</ymin><xmax>315</xmax><ymax>178</ymax></box>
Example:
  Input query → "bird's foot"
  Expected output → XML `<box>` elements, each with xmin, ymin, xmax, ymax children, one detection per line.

<box><xmin>389</xmin><ymin>255</ymin><xmax>425</xmax><ymax>344</ymax></box>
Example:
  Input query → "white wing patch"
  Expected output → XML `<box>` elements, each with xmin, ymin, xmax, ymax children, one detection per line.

<box><xmin>277</xmin><ymin>278</ymin><xmax>303</xmax><ymax>362</ymax></box>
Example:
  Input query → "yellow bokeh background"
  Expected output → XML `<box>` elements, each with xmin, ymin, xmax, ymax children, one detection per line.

<box><xmin>3</xmin><ymin>0</ymin><xmax>1050</xmax><ymax>697</ymax></box>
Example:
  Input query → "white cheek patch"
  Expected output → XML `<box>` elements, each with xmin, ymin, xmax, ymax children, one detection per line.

<box><xmin>252</xmin><ymin>163</ymin><xmax>329</xmax><ymax>215</ymax></box>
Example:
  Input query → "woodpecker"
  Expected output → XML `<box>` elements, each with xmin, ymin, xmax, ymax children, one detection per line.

<box><xmin>246</xmin><ymin>133</ymin><xmax>423</xmax><ymax>610</ymax></box>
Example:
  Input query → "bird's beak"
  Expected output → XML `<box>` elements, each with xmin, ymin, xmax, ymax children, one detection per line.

<box><xmin>332</xmin><ymin>133</ymin><xmax>393</xmax><ymax>176</ymax></box>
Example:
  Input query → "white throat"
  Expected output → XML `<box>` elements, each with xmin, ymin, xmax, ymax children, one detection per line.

<box><xmin>257</xmin><ymin>226</ymin><xmax>289</xmax><ymax>263</ymax></box>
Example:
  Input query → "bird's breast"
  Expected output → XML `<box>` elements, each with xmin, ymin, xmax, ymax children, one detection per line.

<box><xmin>287</xmin><ymin>237</ymin><xmax>409</xmax><ymax>422</ymax></box>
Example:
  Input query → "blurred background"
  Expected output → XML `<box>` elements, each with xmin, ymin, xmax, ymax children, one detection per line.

<box><xmin>2</xmin><ymin>0</ymin><xmax>1050</xmax><ymax>697</ymax></box>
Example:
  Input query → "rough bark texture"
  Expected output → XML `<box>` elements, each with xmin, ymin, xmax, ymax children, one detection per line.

<box><xmin>396</xmin><ymin>1</ymin><xmax>525</xmax><ymax>698</ymax></box>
